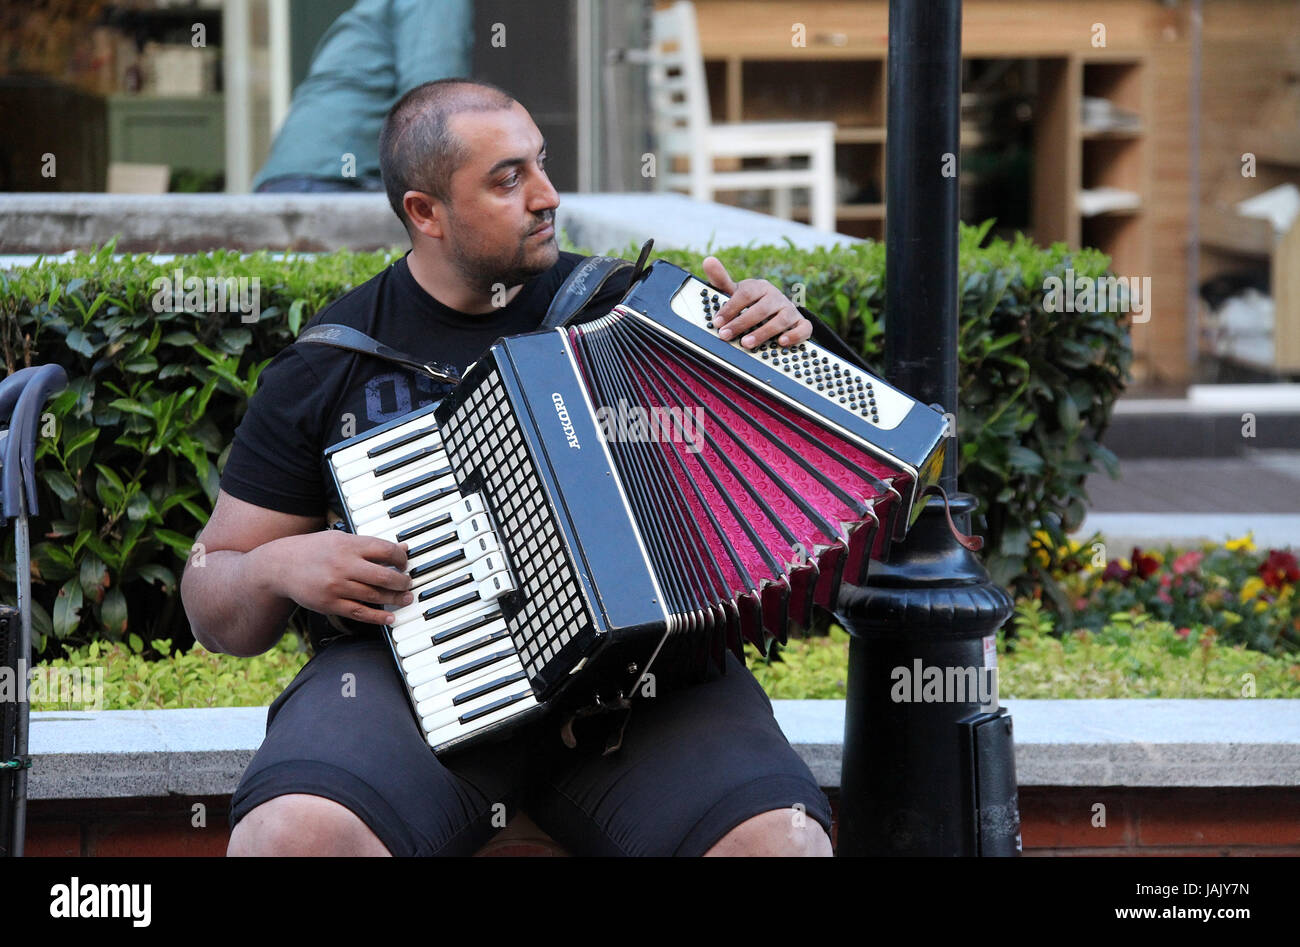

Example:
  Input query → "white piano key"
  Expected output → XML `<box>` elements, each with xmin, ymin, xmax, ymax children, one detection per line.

<box><xmin>345</xmin><ymin>465</ymin><xmax>456</xmax><ymax>517</ymax></box>
<box><xmin>391</xmin><ymin>571</ymin><xmax>510</xmax><ymax>639</ymax></box>
<box><xmin>330</xmin><ymin>415</ymin><xmax>442</xmax><ymax>471</ymax></box>
<box><xmin>425</xmin><ymin>691</ymin><xmax>538</xmax><ymax>749</ymax></box>
<box><xmin>336</xmin><ymin>430</ymin><xmax>444</xmax><ymax>485</ymax></box>
<box><xmin>413</xmin><ymin>652</ymin><xmax>524</xmax><ymax>713</ymax></box>
<box><xmin>402</xmin><ymin>616</ymin><xmax>510</xmax><ymax>684</ymax></box>
<box><xmin>339</xmin><ymin>451</ymin><xmax>451</xmax><ymax>504</ymax></box>
<box><xmin>353</xmin><ymin>486</ymin><xmax>487</xmax><ymax>536</ymax></box>
<box><xmin>419</xmin><ymin>655</ymin><xmax>527</xmax><ymax>728</ymax></box>
<box><xmin>409</xmin><ymin>631</ymin><xmax>516</xmax><ymax>702</ymax></box>
<box><xmin>393</xmin><ymin>599</ymin><xmax>503</xmax><ymax>654</ymax></box>
<box><xmin>369</xmin><ymin>493</ymin><xmax>487</xmax><ymax>546</ymax></box>
<box><xmin>405</xmin><ymin>533</ymin><xmax>501</xmax><ymax>592</ymax></box>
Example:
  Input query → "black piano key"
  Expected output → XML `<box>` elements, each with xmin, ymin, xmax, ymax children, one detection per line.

<box><xmin>445</xmin><ymin>647</ymin><xmax>515</xmax><ymax>682</ymax></box>
<box><xmin>438</xmin><ymin>628</ymin><xmax>510</xmax><ymax>663</ymax></box>
<box><xmin>388</xmin><ymin>483</ymin><xmax>458</xmax><ymax>518</ymax></box>
<box><xmin>418</xmin><ymin>571</ymin><xmax>474</xmax><ymax>603</ymax></box>
<box><xmin>410</xmin><ymin>548</ymin><xmax>466</xmax><ymax>580</ymax></box>
<box><xmin>457</xmin><ymin>688</ymin><xmax>532</xmax><ymax>724</ymax></box>
<box><xmin>395</xmin><ymin>512</ymin><xmax>452</xmax><ymax>543</ymax></box>
<box><xmin>365</xmin><ymin>423</ymin><xmax>439</xmax><ymax>459</ymax></box>
<box><xmin>381</xmin><ymin>464</ymin><xmax>454</xmax><ymax>501</ymax></box>
<box><xmin>452</xmin><ymin>670</ymin><xmax>528</xmax><ymax>706</ymax></box>
<box><xmin>422</xmin><ymin>589</ymin><xmax>481</xmax><ymax>622</ymax></box>
<box><xmin>405</xmin><ymin>530</ymin><xmax>457</xmax><ymax>561</ymax></box>
<box><xmin>431</xmin><ymin>610</ymin><xmax>501</xmax><ymax>645</ymax></box>
<box><xmin>374</xmin><ymin>444</ymin><xmax>445</xmax><ymax>478</ymax></box>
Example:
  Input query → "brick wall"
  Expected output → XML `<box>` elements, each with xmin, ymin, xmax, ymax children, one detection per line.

<box><xmin>21</xmin><ymin>787</ymin><xmax>1300</xmax><ymax>856</ymax></box>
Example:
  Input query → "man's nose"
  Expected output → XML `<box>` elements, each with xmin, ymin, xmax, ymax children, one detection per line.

<box><xmin>530</xmin><ymin>168</ymin><xmax>560</xmax><ymax>212</ymax></box>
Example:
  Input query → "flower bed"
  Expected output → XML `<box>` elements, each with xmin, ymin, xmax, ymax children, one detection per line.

<box><xmin>1034</xmin><ymin>532</ymin><xmax>1299</xmax><ymax>657</ymax></box>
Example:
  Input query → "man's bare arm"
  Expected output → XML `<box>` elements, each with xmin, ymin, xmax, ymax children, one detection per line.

<box><xmin>181</xmin><ymin>489</ymin><xmax>413</xmax><ymax>657</ymax></box>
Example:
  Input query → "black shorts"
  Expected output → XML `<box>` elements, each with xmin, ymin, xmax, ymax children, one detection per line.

<box><xmin>229</xmin><ymin>637</ymin><xmax>831</xmax><ymax>856</ymax></box>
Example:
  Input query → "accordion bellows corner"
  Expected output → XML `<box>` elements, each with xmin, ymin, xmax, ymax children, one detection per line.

<box><xmin>325</xmin><ymin>262</ymin><xmax>948</xmax><ymax>754</ymax></box>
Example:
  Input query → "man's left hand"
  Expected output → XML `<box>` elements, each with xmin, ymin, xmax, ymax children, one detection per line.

<box><xmin>703</xmin><ymin>256</ymin><xmax>813</xmax><ymax>350</ymax></box>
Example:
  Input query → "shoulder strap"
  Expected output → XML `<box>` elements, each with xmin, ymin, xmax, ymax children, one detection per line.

<box><xmin>540</xmin><ymin>239</ymin><xmax>654</xmax><ymax>329</ymax></box>
<box><xmin>295</xmin><ymin>323</ymin><xmax>462</xmax><ymax>385</ymax></box>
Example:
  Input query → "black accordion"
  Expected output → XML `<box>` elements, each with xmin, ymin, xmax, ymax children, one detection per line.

<box><xmin>325</xmin><ymin>262</ymin><xmax>948</xmax><ymax>755</ymax></box>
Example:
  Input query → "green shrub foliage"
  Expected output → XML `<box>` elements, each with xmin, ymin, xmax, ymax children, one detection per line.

<box><xmin>2</xmin><ymin>225</ymin><xmax>1129</xmax><ymax>651</ymax></box>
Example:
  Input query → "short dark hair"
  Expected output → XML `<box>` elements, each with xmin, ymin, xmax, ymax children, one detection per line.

<box><xmin>379</xmin><ymin>78</ymin><xmax>517</xmax><ymax>230</ymax></box>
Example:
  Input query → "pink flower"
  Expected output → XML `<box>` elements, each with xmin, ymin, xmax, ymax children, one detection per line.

<box><xmin>1172</xmin><ymin>550</ymin><xmax>1203</xmax><ymax>575</ymax></box>
<box><xmin>1176</xmin><ymin>627</ymin><xmax>1191</xmax><ymax>639</ymax></box>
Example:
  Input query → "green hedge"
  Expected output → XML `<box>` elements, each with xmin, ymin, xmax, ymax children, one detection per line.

<box><xmin>31</xmin><ymin>598</ymin><xmax>1296</xmax><ymax>710</ymax></box>
<box><xmin>746</xmin><ymin>603</ymin><xmax>1300</xmax><ymax>700</ymax></box>
<box><xmin>1</xmin><ymin>225</ymin><xmax>1130</xmax><ymax>652</ymax></box>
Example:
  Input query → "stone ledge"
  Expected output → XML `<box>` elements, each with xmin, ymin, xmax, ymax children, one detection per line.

<box><xmin>0</xmin><ymin>192</ymin><xmax>858</xmax><ymax>256</ymax></box>
<box><xmin>25</xmin><ymin>699</ymin><xmax>1300</xmax><ymax>801</ymax></box>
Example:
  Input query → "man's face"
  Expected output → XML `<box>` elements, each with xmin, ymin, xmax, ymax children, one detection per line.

<box><xmin>439</xmin><ymin>102</ymin><xmax>560</xmax><ymax>296</ymax></box>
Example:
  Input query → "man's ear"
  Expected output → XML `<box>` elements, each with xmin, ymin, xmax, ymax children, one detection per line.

<box><xmin>403</xmin><ymin>190</ymin><xmax>445</xmax><ymax>239</ymax></box>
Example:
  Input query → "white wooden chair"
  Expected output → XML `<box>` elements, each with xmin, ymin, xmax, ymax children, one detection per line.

<box><xmin>648</xmin><ymin>0</ymin><xmax>838</xmax><ymax>233</ymax></box>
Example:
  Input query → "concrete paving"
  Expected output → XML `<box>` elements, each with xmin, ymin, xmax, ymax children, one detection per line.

<box><xmin>1077</xmin><ymin>450</ymin><xmax>1299</xmax><ymax>547</ymax></box>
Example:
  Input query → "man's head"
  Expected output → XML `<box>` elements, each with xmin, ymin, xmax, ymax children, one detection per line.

<box><xmin>379</xmin><ymin>79</ymin><xmax>560</xmax><ymax>297</ymax></box>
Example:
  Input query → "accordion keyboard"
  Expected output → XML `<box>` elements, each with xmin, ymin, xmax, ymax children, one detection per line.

<box><xmin>327</xmin><ymin>408</ymin><xmax>540</xmax><ymax>750</ymax></box>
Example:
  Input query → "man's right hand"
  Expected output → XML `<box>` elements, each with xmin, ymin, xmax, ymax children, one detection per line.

<box><xmin>264</xmin><ymin>529</ymin><xmax>413</xmax><ymax>626</ymax></box>
<box><xmin>182</xmin><ymin>489</ymin><xmax>415</xmax><ymax>657</ymax></box>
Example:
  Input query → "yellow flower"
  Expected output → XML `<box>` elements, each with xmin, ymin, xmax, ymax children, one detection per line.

<box><xmin>1226</xmin><ymin>533</ymin><xmax>1256</xmax><ymax>553</ymax></box>
<box><xmin>1239</xmin><ymin>576</ymin><xmax>1266</xmax><ymax>602</ymax></box>
<box><xmin>1254</xmin><ymin>599</ymin><xmax>1270</xmax><ymax>614</ymax></box>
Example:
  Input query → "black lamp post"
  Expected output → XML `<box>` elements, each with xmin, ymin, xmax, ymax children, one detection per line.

<box><xmin>834</xmin><ymin>0</ymin><xmax>1021</xmax><ymax>856</ymax></box>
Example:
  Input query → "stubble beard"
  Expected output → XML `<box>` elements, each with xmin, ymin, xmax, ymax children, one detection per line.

<box><xmin>446</xmin><ymin>209</ymin><xmax>559</xmax><ymax>297</ymax></box>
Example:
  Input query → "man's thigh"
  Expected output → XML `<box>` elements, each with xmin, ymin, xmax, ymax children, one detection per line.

<box><xmin>524</xmin><ymin>652</ymin><xmax>832</xmax><ymax>856</ymax></box>
<box><xmin>229</xmin><ymin>637</ymin><xmax>546</xmax><ymax>856</ymax></box>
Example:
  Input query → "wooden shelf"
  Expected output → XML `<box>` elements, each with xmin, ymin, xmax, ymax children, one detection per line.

<box><xmin>1199</xmin><ymin>206</ymin><xmax>1276</xmax><ymax>258</ymax></box>
<box><xmin>835</xmin><ymin>126</ymin><xmax>886</xmax><ymax>144</ymax></box>
<box><xmin>1079</xmin><ymin>125</ymin><xmax>1145</xmax><ymax>140</ymax></box>
<box><xmin>1255</xmin><ymin>128</ymin><xmax>1300</xmax><ymax>168</ymax></box>
<box><xmin>836</xmin><ymin>203</ymin><xmax>886</xmax><ymax>220</ymax></box>
<box><xmin>1080</xmin><ymin>204</ymin><xmax>1142</xmax><ymax>218</ymax></box>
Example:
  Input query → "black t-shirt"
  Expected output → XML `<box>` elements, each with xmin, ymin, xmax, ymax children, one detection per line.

<box><xmin>219</xmin><ymin>250</ymin><xmax>627</xmax><ymax>640</ymax></box>
<box><xmin>222</xmin><ymin>250</ymin><xmax>625</xmax><ymax>519</ymax></box>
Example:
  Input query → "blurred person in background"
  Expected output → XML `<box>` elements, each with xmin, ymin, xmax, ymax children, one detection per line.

<box><xmin>254</xmin><ymin>0</ymin><xmax>471</xmax><ymax>193</ymax></box>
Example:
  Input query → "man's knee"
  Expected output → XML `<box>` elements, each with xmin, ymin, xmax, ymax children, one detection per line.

<box><xmin>228</xmin><ymin>793</ymin><xmax>392</xmax><ymax>856</ymax></box>
<box><xmin>704</xmin><ymin>807</ymin><xmax>833</xmax><ymax>857</ymax></box>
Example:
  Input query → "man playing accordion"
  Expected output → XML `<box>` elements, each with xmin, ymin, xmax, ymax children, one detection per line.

<box><xmin>181</xmin><ymin>79</ymin><xmax>833</xmax><ymax>857</ymax></box>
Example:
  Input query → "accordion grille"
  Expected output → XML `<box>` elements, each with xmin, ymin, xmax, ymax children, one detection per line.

<box><xmin>441</xmin><ymin>369</ymin><xmax>593</xmax><ymax>681</ymax></box>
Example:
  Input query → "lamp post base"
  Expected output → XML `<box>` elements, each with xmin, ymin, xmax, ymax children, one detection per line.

<box><xmin>835</xmin><ymin>492</ymin><xmax>1020</xmax><ymax>856</ymax></box>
